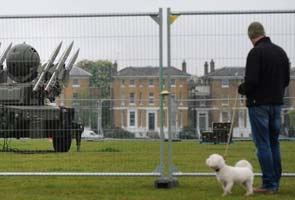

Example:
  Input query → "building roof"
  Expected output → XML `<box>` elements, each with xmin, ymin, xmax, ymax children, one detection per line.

<box><xmin>115</xmin><ymin>66</ymin><xmax>190</xmax><ymax>77</ymax></box>
<box><xmin>70</xmin><ymin>66</ymin><xmax>92</xmax><ymax>77</ymax></box>
<box><xmin>203</xmin><ymin>67</ymin><xmax>245</xmax><ymax>79</ymax></box>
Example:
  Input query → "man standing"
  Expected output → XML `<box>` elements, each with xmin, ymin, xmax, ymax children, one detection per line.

<box><xmin>238</xmin><ymin>22</ymin><xmax>290</xmax><ymax>194</ymax></box>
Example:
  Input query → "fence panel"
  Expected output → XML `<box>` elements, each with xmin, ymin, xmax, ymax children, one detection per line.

<box><xmin>168</xmin><ymin>10</ymin><xmax>295</xmax><ymax>177</ymax></box>
<box><xmin>0</xmin><ymin>11</ymin><xmax>162</xmax><ymax>176</ymax></box>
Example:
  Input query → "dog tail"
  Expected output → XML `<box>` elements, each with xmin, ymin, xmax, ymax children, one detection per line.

<box><xmin>235</xmin><ymin>160</ymin><xmax>253</xmax><ymax>171</ymax></box>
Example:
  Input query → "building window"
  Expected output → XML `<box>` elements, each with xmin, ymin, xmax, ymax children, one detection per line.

<box><xmin>170</xmin><ymin>79</ymin><xmax>176</xmax><ymax>87</ymax></box>
<box><xmin>149</xmin><ymin>93</ymin><xmax>154</xmax><ymax>105</ymax></box>
<box><xmin>163</xmin><ymin>80</ymin><xmax>166</xmax><ymax>88</ymax></box>
<box><xmin>129</xmin><ymin>111</ymin><xmax>136</xmax><ymax>127</ymax></box>
<box><xmin>72</xmin><ymin>79</ymin><xmax>80</xmax><ymax>87</ymax></box>
<box><xmin>73</xmin><ymin>92</ymin><xmax>79</xmax><ymax>99</ymax></box>
<box><xmin>221</xmin><ymin>79</ymin><xmax>229</xmax><ymax>88</ymax></box>
<box><xmin>149</xmin><ymin>79</ymin><xmax>154</xmax><ymax>87</ymax></box>
<box><xmin>129</xmin><ymin>92</ymin><xmax>135</xmax><ymax>104</ymax></box>
<box><xmin>221</xmin><ymin>111</ymin><xmax>230</xmax><ymax>122</ymax></box>
<box><xmin>121</xmin><ymin>80</ymin><xmax>125</xmax><ymax>87</ymax></box>
<box><xmin>129</xmin><ymin>80</ymin><xmax>135</xmax><ymax>87</ymax></box>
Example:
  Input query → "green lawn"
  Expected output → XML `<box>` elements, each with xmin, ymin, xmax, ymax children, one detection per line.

<box><xmin>0</xmin><ymin>139</ymin><xmax>294</xmax><ymax>199</ymax></box>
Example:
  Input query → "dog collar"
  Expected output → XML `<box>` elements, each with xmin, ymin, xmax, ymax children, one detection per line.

<box><xmin>215</xmin><ymin>168</ymin><xmax>220</xmax><ymax>172</ymax></box>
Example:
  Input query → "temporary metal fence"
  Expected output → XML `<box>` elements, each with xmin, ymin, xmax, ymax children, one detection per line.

<box><xmin>0</xmin><ymin>10</ymin><xmax>164</xmax><ymax>178</ymax></box>
<box><xmin>167</xmin><ymin>8</ymin><xmax>295</xmax><ymax>180</ymax></box>
<box><xmin>0</xmin><ymin>8</ymin><xmax>295</xmax><ymax>185</ymax></box>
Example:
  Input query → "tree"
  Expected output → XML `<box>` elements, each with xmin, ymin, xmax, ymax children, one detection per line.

<box><xmin>76</xmin><ymin>59</ymin><xmax>115</xmax><ymax>99</ymax></box>
<box><xmin>76</xmin><ymin>59</ymin><xmax>115</xmax><ymax>129</ymax></box>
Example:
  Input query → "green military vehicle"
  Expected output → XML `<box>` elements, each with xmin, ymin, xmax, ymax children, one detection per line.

<box><xmin>0</xmin><ymin>42</ymin><xmax>83</xmax><ymax>152</ymax></box>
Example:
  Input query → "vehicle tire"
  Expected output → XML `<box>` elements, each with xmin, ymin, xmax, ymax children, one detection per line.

<box><xmin>53</xmin><ymin>133</ymin><xmax>72</xmax><ymax>152</ymax></box>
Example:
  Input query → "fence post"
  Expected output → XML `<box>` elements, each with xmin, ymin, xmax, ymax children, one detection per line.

<box><xmin>155</xmin><ymin>8</ymin><xmax>179</xmax><ymax>188</ymax></box>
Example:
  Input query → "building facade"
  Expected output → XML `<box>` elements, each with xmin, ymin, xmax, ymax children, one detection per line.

<box><xmin>112</xmin><ymin>64</ymin><xmax>190</xmax><ymax>138</ymax></box>
<box><xmin>191</xmin><ymin>60</ymin><xmax>251</xmax><ymax>138</ymax></box>
<box><xmin>56</xmin><ymin>66</ymin><xmax>92</xmax><ymax>106</ymax></box>
<box><xmin>289</xmin><ymin>68</ymin><xmax>295</xmax><ymax>107</ymax></box>
<box><xmin>191</xmin><ymin>62</ymin><xmax>295</xmax><ymax>138</ymax></box>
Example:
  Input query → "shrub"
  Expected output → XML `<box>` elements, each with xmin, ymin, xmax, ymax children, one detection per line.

<box><xmin>179</xmin><ymin>127</ymin><xmax>198</xmax><ymax>139</ymax></box>
<box><xmin>104</xmin><ymin>128</ymin><xmax>135</xmax><ymax>139</ymax></box>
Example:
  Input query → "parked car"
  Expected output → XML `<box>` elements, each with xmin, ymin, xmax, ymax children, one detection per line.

<box><xmin>81</xmin><ymin>128</ymin><xmax>103</xmax><ymax>141</ymax></box>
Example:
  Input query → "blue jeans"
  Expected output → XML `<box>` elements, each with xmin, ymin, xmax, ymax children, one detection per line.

<box><xmin>248</xmin><ymin>105</ymin><xmax>282</xmax><ymax>191</ymax></box>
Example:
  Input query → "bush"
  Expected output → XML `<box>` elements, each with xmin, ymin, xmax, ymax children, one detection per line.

<box><xmin>179</xmin><ymin>127</ymin><xmax>198</xmax><ymax>139</ymax></box>
<box><xmin>103</xmin><ymin>128</ymin><xmax>135</xmax><ymax>139</ymax></box>
<box><xmin>146</xmin><ymin>131</ymin><xmax>160</xmax><ymax>139</ymax></box>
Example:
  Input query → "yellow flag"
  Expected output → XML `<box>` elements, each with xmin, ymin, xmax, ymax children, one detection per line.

<box><xmin>170</xmin><ymin>15</ymin><xmax>179</xmax><ymax>24</ymax></box>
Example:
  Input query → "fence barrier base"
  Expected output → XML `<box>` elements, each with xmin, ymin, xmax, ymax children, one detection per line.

<box><xmin>154</xmin><ymin>177</ymin><xmax>179</xmax><ymax>189</ymax></box>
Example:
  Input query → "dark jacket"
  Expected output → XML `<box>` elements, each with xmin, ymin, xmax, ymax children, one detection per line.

<box><xmin>238</xmin><ymin>37</ymin><xmax>290</xmax><ymax>107</ymax></box>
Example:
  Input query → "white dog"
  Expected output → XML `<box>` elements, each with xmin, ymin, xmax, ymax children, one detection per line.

<box><xmin>206</xmin><ymin>154</ymin><xmax>254</xmax><ymax>196</ymax></box>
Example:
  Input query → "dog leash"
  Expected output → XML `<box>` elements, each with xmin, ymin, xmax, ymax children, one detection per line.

<box><xmin>224</xmin><ymin>92</ymin><xmax>239</xmax><ymax>159</ymax></box>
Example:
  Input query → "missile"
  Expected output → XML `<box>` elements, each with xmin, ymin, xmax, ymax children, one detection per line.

<box><xmin>0</xmin><ymin>43</ymin><xmax>12</xmax><ymax>66</ymax></box>
<box><xmin>45</xmin><ymin>41</ymin><xmax>74</xmax><ymax>91</ymax></box>
<box><xmin>33</xmin><ymin>41</ymin><xmax>63</xmax><ymax>91</ymax></box>
<box><xmin>66</xmin><ymin>48</ymin><xmax>80</xmax><ymax>72</ymax></box>
<box><xmin>62</xmin><ymin>49</ymin><xmax>80</xmax><ymax>87</ymax></box>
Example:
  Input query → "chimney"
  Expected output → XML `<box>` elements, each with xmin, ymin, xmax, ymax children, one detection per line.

<box><xmin>112</xmin><ymin>61</ymin><xmax>118</xmax><ymax>75</ymax></box>
<box><xmin>210</xmin><ymin>59</ymin><xmax>215</xmax><ymax>72</ymax></box>
<box><xmin>204</xmin><ymin>61</ymin><xmax>209</xmax><ymax>75</ymax></box>
<box><xmin>182</xmin><ymin>60</ymin><xmax>187</xmax><ymax>73</ymax></box>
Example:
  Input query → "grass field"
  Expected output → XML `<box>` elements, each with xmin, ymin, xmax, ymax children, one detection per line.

<box><xmin>0</xmin><ymin>139</ymin><xmax>295</xmax><ymax>199</ymax></box>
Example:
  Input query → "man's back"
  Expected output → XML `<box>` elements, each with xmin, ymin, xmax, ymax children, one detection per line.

<box><xmin>244</xmin><ymin>37</ymin><xmax>290</xmax><ymax>106</ymax></box>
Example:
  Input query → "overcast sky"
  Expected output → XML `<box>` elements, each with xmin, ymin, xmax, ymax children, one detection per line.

<box><xmin>1</xmin><ymin>0</ymin><xmax>295</xmax><ymax>75</ymax></box>
<box><xmin>1</xmin><ymin>0</ymin><xmax>295</xmax><ymax>15</ymax></box>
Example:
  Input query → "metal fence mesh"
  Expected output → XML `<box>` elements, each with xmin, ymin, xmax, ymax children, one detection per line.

<box><xmin>0</xmin><ymin>12</ymin><xmax>162</xmax><ymax>175</ymax></box>
<box><xmin>0</xmin><ymin>10</ymin><xmax>294</xmax><ymax>178</ymax></box>
<box><xmin>169</xmin><ymin>10</ymin><xmax>295</xmax><ymax>175</ymax></box>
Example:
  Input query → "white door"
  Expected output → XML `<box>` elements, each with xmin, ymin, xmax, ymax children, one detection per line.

<box><xmin>197</xmin><ymin>111</ymin><xmax>208</xmax><ymax>131</ymax></box>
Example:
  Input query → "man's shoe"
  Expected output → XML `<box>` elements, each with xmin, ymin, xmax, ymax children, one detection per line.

<box><xmin>254</xmin><ymin>187</ymin><xmax>278</xmax><ymax>194</ymax></box>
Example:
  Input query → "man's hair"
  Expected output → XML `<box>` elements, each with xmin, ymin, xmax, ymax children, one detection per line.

<box><xmin>248</xmin><ymin>22</ymin><xmax>265</xmax><ymax>39</ymax></box>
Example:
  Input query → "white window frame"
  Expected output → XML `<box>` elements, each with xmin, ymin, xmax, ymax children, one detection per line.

<box><xmin>149</xmin><ymin>79</ymin><xmax>154</xmax><ymax>87</ymax></box>
<box><xmin>148</xmin><ymin>93</ymin><xmax>154</xmax><ymax>105</ymax></box>
<box><xmin>146</xmin><ymin>110</ymin><xmax>157</xmax><ymax>131</ymax></box>
<box><xmin>170</xmin><ymin>79</ymin><xmax>176</xmax><ymax>87</ymax></box>
<box><xmin>220</xmin><ymin>111</ymin><xmax>231</xmax><ymax>122</ymax></box>
<box><xmin>197</xmin><ymin>111</ymin><xmax>208</xmax><ymax>131</ymax></box>
<box><xmin>129</xmin><ymin>80</ymin><xmax>135</xmax><ymax>87</ymax></box>
<box><xmin>129</xmin><ymin>92</ymin><xmax>135</xmax><ymax>105</ymax></box>
<box><xmin>72</xmin><ymin>79</ymin><xmax>80</xmax><ymax>87</ymax></box>
<box><xmin>128</xmin><ymin>110</ymin><xmax>137</xmax><ymax>128</ymax></box>
<box><xmin>221</xmin><ymin>79</ymin><xmax>229</xmax><ymax>88</ymax></box>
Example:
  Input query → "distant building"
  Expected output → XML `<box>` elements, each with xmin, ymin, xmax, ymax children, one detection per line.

<box><xmin>112</xmin><ymin>63</ymin><xmax>191</xmax><ymax>138</ymax></box>
<box><xmin>289</xmin><ymin>67</ymin><xmax>295</xmax><ymax>107</ymax></box>
<box><xmin>57</xmin><ymin>66</ymin><xmax>92</xmax><ymax>106</ymax></box>
<box><xmin>190</xmin><ymin>60</ymin><xmax>251</xmax><ymax>138</ymax></box>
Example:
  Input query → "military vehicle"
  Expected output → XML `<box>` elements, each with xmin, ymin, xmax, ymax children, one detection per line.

<box><xmin>0</xmin><ymin>42</ymin><xmax>83</xmax><ymax>152</ymax></box>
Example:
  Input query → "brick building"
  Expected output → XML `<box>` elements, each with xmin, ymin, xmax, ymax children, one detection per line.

<box><xmin>56</xmin><ymin>66</ymin><xmax>92</xmax><ymax>106</ymax></box>
<box><xmin>191</xmin><ymin>60</ymin><xmax>250</xmax><ymax>137</ymax></box>
<box><xmin>289</xmin><ymin>68</ymin><xmax>295</xmax><ymax>107</ymax></box>
<box><xmin>112</xmin><ymin>64</ymin><xmax>190</xmax><ymax>138</ymax></box>
<box><xmin>191</xmin><ymin>61</ymin><xmax>295</xmax><ymax>138</ymax></box>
